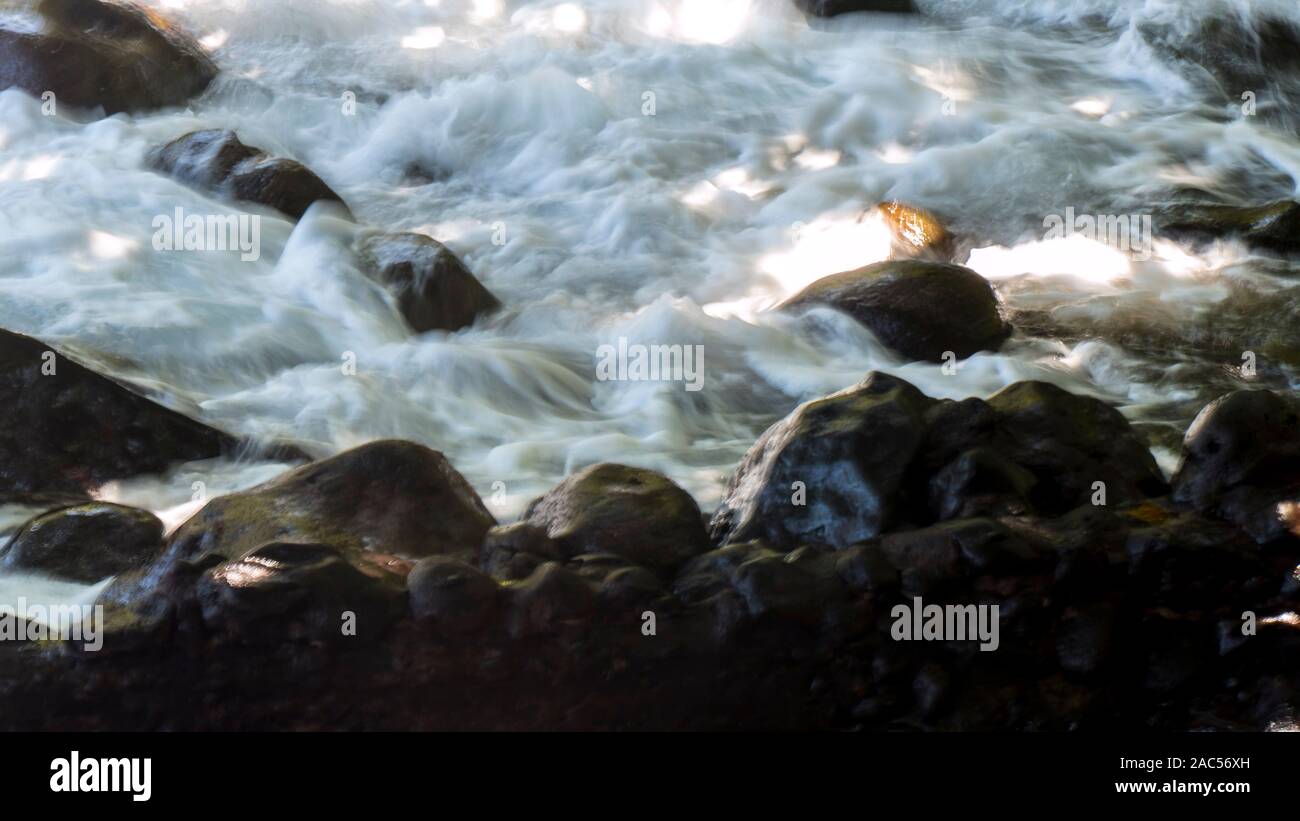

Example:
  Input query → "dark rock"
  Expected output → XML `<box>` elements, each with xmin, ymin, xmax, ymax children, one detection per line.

<box><xmin>731</xmin><ymin>555</ymin><xmax>831</xmax><ymax>625</ymax></box>
<box><xmin>0</xmin><ymin>502</ymin><xmax>162</xmax><ymax>582</ymax></box>
<box><xmin>986</xmin><ymin>380</ymin><xmax>1167</xmax><ymax>512</ymax></box>
<box><xmin>598</xmin><ymin>566</ymin><xmax>665</xmax><ymax>608</ymax></box>
<box><xmin>795</xmin><ymin>0</ymin><xmax>917</xmax><ymax>16</ymax></box>
<box><xmin>524</xmin><ymin>463</ymin><xmax>709</xmax><ymax>573</ymax></box>
<box><xmin>408</xmin><ymin>556</ymin><xmax>502</xmax><ymax>635</ymax></box>
<box><xmin>913</xmin><ymin>663</ymin><xmax>951</xmax><ymax>717</ymax></box>
<box><xmin>1171</xmin><ymin>389</ymin><xmax>1300</xmax><ymax>543</ymax></box>
<box><xmin>162</xmin><ymin>440</ymin><xmax>496</xmax><ymax>577</ymax></box>
<box><xmin>781</xmin><ymin>260</ymin><xmax>1009</xmax><ymax>362</ymax></box>
<box><xmin>356</xmin><ymin>233</ymin><xmax>501</xmax><ymax>334</ymax></box>
<box><xmin>1137</xmin><ymin>12</ymin><xmax>1300</xmax><ymax>98</ymax></box>
<box><xmin>0</xmin><ymin>0</ymin><xmax>217</xmax><ymax>114</ymax></box>
<box><xmin>710</xmin><ymin>372</ymin><xmax>932</xmax><ymax>549</ymax></box>
<box><xmin>1159</xmin><ymin>200</ymin><xmax>1300</xmax><ymax>254</ymax></box>
<box><xmin>506</xmin><ymin>562</ymin><xmax>598</xmax><ymax>637</ymax></box>
<box><xmin>480</xmin><ymin>521</ymin><xmax>560</xmax><ymax>580</ymax></box>
<box><xmin>0</xmin><ymin>327</ymin><xmax>233</xmax><ymax>506</ymax></box>
<box><xmin>928</xmin><ymin>446</ymin><xmax>1038</xmax><ymax>521</ymax></box>
<box><xmin>148</xmin><ymin>129</ymin><xmax>350</xmax><ymax>220</ymax></box>
<box><xmin>195</xmin><ymin>541</ymin><xmax>404</xmax><ymax>642</ymax></box>
<box><xmin>1056</xmin><ymin>604</ymin><xmax>1117</xmax><ymax>675</ymax></box>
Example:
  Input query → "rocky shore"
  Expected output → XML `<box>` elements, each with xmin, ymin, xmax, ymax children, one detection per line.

<box><xmin>0</xmin><ymin>0</ymin><xmax>1298</xmax><ymax>731</ymax></box>
<box><xmin>1</xmin><ymin>325</ymin><xmax>1297</xmax><ymax>729</ymax></box>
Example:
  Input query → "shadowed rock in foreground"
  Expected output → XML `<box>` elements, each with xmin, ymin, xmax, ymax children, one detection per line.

<box><xmin>0</xmin><ymin>328</ymin><xmax>234</xmax><ymax>506</ymax></box>
<box><xmin>0</xmin><ymin>0</ymin><xmax>217</xmax><ymax>115</ymax></box>
<box><xmin>1</xmin><ymin>378</ymin><xmax>1297</xmax><ymax>731</ymax></box>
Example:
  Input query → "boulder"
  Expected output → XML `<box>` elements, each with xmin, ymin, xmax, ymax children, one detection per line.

<box><xmin>0</xmin><ymin>0</ymin><xmax>217</xmax><ymax>114</ymax></box>
<box><xmin>795</xmin><ymin>0</ymin><xmax>917</xmax><ymax>16</ymax></box>
<box><xmin>523</xmin><ymin>463</ymin><xmax>709</xmax><ymax>573</ymax></box>
<box><xmin>195</xmin><ymin>541</ymin><xmax>405</xmax><ymax>643</ymax></box>
<box><xmin>1171</xmin><ymin>389</ymin><xmax>1300</xmax><ymax>543</ymax></box>
<box><xmin>408</xmin><ymin>556</ymin><xmax>503</xmax><ymax>635</ymax></box>
<box><xmin>162</xmin><ymin>440</ymin><xmax>496</xmax><ymax>578</ymax></box>
<box><xmin>712</xmin><ymin>373</ymin><xmax>1166</xmax><ymax>550</ymax></box>
<box><xmin>710</xmin><ymin>372</ymin><xmax>932</xmax><ymax>549</ymax></box>
<box><xmin>0</xmin><ymin>328</ymin><xmax>233</xmax><ymax>506</ymax></box>
<box><xmin>356</xmin><ymin>233</ymin><xmax>501</xmax><ymax>334</ymax></box>
<box><xmin>984</xmin><ymin>381</ymin><xmax>1168</xmax><ymax>513</ymax></box>
<box><xmin>781</xmin><ymin>260</ymin><xmax>1009</xmax><ymax>362</ymax></box>
<box><xmin>0</xmin><ymin>502</ymin><xmax>162</xmax><ymax>582</ymax></box>
<box><xmin>148</xmin><ymin>129</ymin><xmax>350</xmax><ymax>221</ymax></box>
<box><xmin>505</xmin><ymin>562</ymin><xmax>599</xmax><ymax>637</ymax></box>
<box><xmin>1136</xmin><ymin>12</ymin><xmax>1300</xmax><ymax>97</ymax></box>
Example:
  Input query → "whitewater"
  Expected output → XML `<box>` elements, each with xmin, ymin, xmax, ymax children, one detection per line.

<box><xmin>1</xmin><ymin>0</ymin><xmax>1298</xmax><ymax>592</ymax></box>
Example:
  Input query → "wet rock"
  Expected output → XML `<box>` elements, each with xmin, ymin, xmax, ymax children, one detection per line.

<box><xmin>1171</xmin><ymin>389</ymin><xmax>1300</xmax><ymax>543</ymax></box>
<box><xmin>480</xmin><ymin>522</ymin><xmax>560</xmax><ymax>581</ymax></box>
<box><xmin>524</xmin><ymin>463</ymin><xmax>709</xmax><ymax>573</ymax></box>
<box><xmin>795</xmin><ymin>0</ymin><xmax>917</xmax><ymax>16</ymax></box>
<box><xmin>731</xmin><ymin>554</ymin><xmax>832</xmax><ymax>625</ymax></box>
<box><xmin>834</xmin><ymin>542</ymin><xmax>898</xmax><ymax>593</ymax></box>
<box><xmin>408</xmin><ymin>556</ymin><xmax>503</xmax><ymax>635</ymax></box>
<box><xmin>148</xmin><ymin>130</ymin><xmax>350</xmax><ymax>220</ymax></box>
<box><xmin>1056</xmin><ymin>604</ymin><xmax>1118</xmax><ymax>675</ymax></box>
<box><xmin>710</xmin><ymin>372</ymin><xmax>932</xmax><ymax>549</ymax></box>
<box><xmin>506</xmin><ymin>562</ymin><xmax>599</xmax><ymax>637</ymax></box>
<box><xmin>598</xmin><ymin>565</ymin><xmax>665</xmax><ymax>608</ymax></box>
<box><xmin>0</xmin><ymin>502</ymin><xmax>162</xmax><ymax>582</ymax></box>
<box><xmin>1159</xmin><ymin>200</ymin><xmax>1300</xmax><ymax>254</ymax></box>
<box><xmin>878</xmin><ymin>518</ymin><xmax>1034</xmax><ymax>595</ymax></box>
<box><xmin>986</xmin><ymin>380</ymin><xmax>1167</xmax><ymax>512</ymax></box>
<box><xmin>1137</xmin><ymin>13</ymin><xmax>1300</xmax><ymax>98</ymax></box>
<box><xmin>0</xmin><ymin>0</ymin><xmax>217</xmax><ymax>114</ymax></box>
<box><xmin>195</xmin><ymin>541</ymin><xmax>404</xmax><ymax>643</ymax></box>
<box><xmin>927</xmin><ymin>447</ymin><xmax>1038</xmax><ymax>521</ymax></box>
<box><xmin>356</xmin><ymin>233</ymin><xmax>501</xmax><ymax>334</ymax></box>
<box><xmin>0</xmin><ymin>328</ymin><xmax>233</xmax><ymax>506</ymax></box>
<box><xmin>876</xmin><ymin>200</ymin><xmax>954</xmax><ymax>261</ymax></box>
<box><xmin>163</xmin><ymin>440</ymin><xmax>496</xmax><ymax>577</ymax></box>
<box><xmin>913</xmin><ymin>663</ymin><xmax>951</xmax><ymax>717</ymax></box>
<box><xmin>781</xmin><ymin>260</ymin><xmax>1009</xmax><ymax>362</ymax></box>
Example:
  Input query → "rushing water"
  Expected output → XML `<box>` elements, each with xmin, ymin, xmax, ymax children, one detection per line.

<box><xmin>1</xmin><ymin>0</ymin><xmax>1299</xmax><ymax>563</ymax></box>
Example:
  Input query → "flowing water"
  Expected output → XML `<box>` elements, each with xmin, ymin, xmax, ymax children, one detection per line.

<box><xmin>2</xmin><ymin>0</ymin><xmax>1299</xmax><ymax>596</ymax></box>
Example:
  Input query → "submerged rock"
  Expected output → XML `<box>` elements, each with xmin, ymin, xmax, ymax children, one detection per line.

<box><xmin>0</xmin><ymin>502</ymin><xmax>162</xmax><ymax>582</ymax></box>
<box><xmin>356</xmin><ymin>233</ymin><xmax>501</xmax><ymax>333</ymax></box>
<box><xmin>1159</xmin><ymin>200</ymin><xmax>1300</xmax><ymax>254</ymax></box>
<box><xmin>1137</xmin><ymin>12</ymin><xmax>1300</xmax><ymax>98</ymax></box>
<box><xmin>148</xmin><ymin>129</ymin><xmax>350</xmax><ymax>220</ymax></box>
<box><xmin>163</xmin><ymin>440</ymin><xmax>496</xmax><ymax>577</ymax></box>
<box><xmin>0</xmin><ymin>0</ymin><xmax>217</xmax><ymax>114</ymax></box>
<box><xmin>0</xmin><ymin>328</ymin><xmax>233</xmax><ymax>506</ymax></box>
<box><xmin>781</xmin><ymin>260</ymin><xmax>1009</xmax><ymax>362</ymax></box>
<box><xmin>1172</xmin><ymin>389</ymin><xmax>1300</xmax><ymax>543</ymax></box>
<box><xmin>523</xmin><ymin>463</ymin><xmax>709</xmax><ymax>573</ymax></box>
